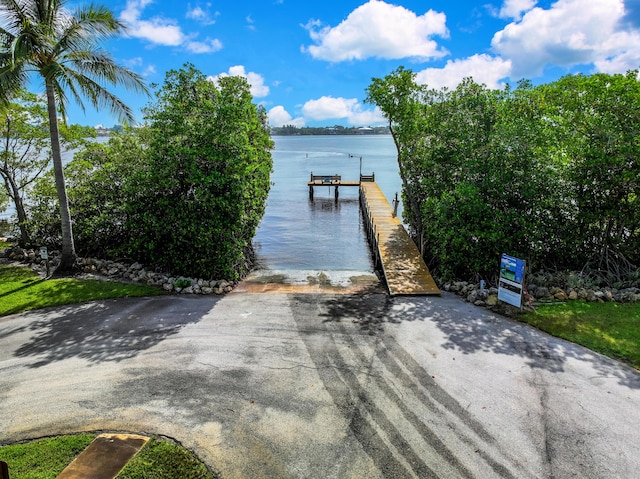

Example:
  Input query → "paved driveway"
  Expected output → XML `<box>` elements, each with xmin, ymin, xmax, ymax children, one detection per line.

<box><xmin>1</xmin><ymin>291</ymin><xmax>639</xmax><ymax>478</ymax></box>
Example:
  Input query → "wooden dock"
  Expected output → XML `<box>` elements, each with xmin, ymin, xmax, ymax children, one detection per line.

<box><xmin>359</xmin><ymin>182</ymin><xmax>440</xmax><ymax>296</ymax></box>
<box><xmin>307</xmin><ymin>173</ymin><xmax>374</xmax><ymax>200</ymax></box>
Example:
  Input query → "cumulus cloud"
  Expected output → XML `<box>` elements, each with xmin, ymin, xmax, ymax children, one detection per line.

<box><xmin>186</xmin><ymin>38</ymin><xmax>223</xmax><ymax>54</ymax></box>
<box><xmin>498</xmin><ymin>0</ymin><xmax>537</xmax><ymax>20</ymax></box>
<box><xmin>120</xmin><ymin>0</ymin><xmax>222</xmax><ymax>53</ymax></box>
<box><xmin>303</xmin><ymin>0</ymin><xmax>448</xmax><ymax>61</ymax></box>
<box><xmin>415</xmin><ymin>54</ymin><xmax>512</xmax><ymax>90</ymax></box>
<box><xmin>209</xmin><ymin>66</ymin><xmax>270</xmax><ymax>98</ymax></box>
<box><xmin>186</xmin><ymin>5</ymin><xmax>219</xmax><ymax>25</ymax></box>
<box><xmin>268</xmin><ymin>106</ymin><xmax>305</xmax><ymax>127</ymax></box>
<box><xmin>301</xmin><ymin>96</ymin><xmax>384</xmax><ymax>125</ymax></box>
<box><xmin>492</xmin><ymin>0</ymin><xmax>638</xmax><ymax>77</ymax></box>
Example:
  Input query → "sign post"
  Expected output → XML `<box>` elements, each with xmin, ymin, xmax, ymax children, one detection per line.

<box><xmin>498</xmin><ymin>253</ymin><xmax>526</xmax><ymax>308</ymax></box>
<box><xmin>40</xmin><ymin>246</ymin><xmax>50</xmax><ymax>277</ymax></box>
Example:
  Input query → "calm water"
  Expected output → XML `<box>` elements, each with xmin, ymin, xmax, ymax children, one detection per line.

<box><xmin>253</xmin><ymin>135</ymin><xmax>402</xmax><ymax>282</ymax></box>
<box><xmin>2</xmin><ymin>135</ymin><xmax>404</xmax><ymax>283</ymax></box>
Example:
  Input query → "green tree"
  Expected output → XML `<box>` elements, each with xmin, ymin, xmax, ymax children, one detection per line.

<box><xmin>540</xmin><ymin>72</ymin><xmax>640</xmax><ymax>275</ymax></box>
<box><xmin>0</xmin><ymin>90</ymin><xmax>93</xmax><ymax>245</ymax></box>
<box><xmin>127</xmin><ymin>64</ymin><xmax>273</xmax><ymax>279</ymax></box>
<box><xmin>365</xmin><ymin>67</ymin><xmax>431</xmax><ymax>248</ymax></box>
<box><xmin>0</xmin><ymin>0</ymin><xmax>148</xmax><ymax>271</ymax></box>
<box><xmin>0</xmin><ymin>90</ymin><xmax>49</xmax><ymax>244</ymax></box>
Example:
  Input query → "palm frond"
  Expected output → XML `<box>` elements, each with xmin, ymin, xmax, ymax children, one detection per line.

<box><xmin>0</xmin><ymin>60</ymin><xmax>27</xmax><ymax>105</ymax></box>
<box><xmin>64</xmin><ymin>49</ymin><xmax>149</xmax><ymax>95</ymax></box>
<box><xmin>56</xmin><ymin>66</ymin><xmax>136</xmax><ymax>123</ymax></box>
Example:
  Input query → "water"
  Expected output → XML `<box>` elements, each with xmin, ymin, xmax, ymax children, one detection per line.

<box><xmin>2</xmin><ymin>134</ymin><xmax>404</xmax><ymax>285</ymax></box>
<box><xmin>253</xmin><ymin>135</ymin><xmax>402</xmax><ymax>284</ymax></box>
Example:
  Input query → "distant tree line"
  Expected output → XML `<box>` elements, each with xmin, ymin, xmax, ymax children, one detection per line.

<box><xmin>271</xmin><ymin>125</ymin><xmax>390</xmax><ymax>135</ymax></box>
<box><xmin>367</xmin><ymin>68</ymin><xmax>640</xmax><ymax>285</ymax></box>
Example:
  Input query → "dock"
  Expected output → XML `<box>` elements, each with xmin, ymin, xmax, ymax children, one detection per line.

<box><xmin>308</xmin><ymin>173</ymin><xmax>374</xmax><ymax>200</ymax></box>
<box><xmin>359</xmin><ymin>182</ymin><xmax>440</xmax><ymax>296</ymax></box>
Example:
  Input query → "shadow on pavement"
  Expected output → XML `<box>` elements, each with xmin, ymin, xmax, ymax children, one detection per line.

<box><xmin>11</xmin><ymin>296</ymin><xmax>220</xmax><ymax>368</ymax></box>
<box><xmin>319</xmin><ymin>291</ymin><xmax>640</xmax><ymax>390</ymax></box>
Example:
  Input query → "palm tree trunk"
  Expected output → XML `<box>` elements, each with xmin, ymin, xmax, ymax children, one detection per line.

<box><xmin>45</xmin><ymin>82</ymin><xmax>76</xmax><ymax>271</ymax></box>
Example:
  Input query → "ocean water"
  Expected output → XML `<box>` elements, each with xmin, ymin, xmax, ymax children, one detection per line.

<box><xmin>252</xmin><ymin>135</ymin><xmax>402</xmax><ymax>283</ymax></box>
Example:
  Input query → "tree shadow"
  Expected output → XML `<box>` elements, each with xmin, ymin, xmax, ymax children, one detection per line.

<box><xmin>10</xmin><ymin>295</ymin><xmax>220</xmax><ymax>368</ymax></box>
<box><xmin>319</xmin><ymin>291</ymin><xmax>640</xmax><ymax>389</ymax></box>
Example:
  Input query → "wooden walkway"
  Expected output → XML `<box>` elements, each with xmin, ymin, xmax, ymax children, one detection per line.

<box><xmin>359</xmin><ymin>182</ymin><xmax>440</xmax><ymax>296</ymax></box>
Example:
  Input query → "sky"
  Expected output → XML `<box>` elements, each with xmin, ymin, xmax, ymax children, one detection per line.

<box><xmin>58</xmin><ymin>0</ymin><xmax>640</xmax><ymax>128</ymax></box>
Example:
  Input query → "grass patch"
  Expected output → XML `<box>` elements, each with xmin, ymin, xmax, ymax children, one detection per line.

<box><xmin>0</xmin><ymin>435</ymin><xmax>218</xmax><ymax>479</ymax></box>
<box><xmin>117</xmin><ymin>437</ymin><xmax>219</xmax><ymax>479</ymax></box>
<box><xmin>0</xmin><ymin>434</ymin><xmax>95</xmax><ymax>479</ymax></box>
<box><xmin>0</xmin><ymin>264</ymin><xmax>164</xmax><ymax>317</ymax></box>
<box><xmin>520</xmin><ymin>301</ymin><xmax>640</xmax><ymax>369</ymax></box>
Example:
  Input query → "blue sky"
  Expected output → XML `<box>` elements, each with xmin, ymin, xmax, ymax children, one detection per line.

<box><xmin>64</xmin><ymin>0</ymin><xmax>640</xmax><ymax>127</ymax></box>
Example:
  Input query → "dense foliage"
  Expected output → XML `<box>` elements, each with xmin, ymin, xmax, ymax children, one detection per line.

<box><xmin>129</xmin><ymin>64</ymin><xmax>273</xmax><ymax>279</ymax></box>
<box><xmin>28</xmin><ymin>64</ymin><xmax>273</xmax><ymax>280</ymax></box>
<box><xmin>367</xmin><ymin>68</ymin><xmax>640</xmax><ymax>283</ymax></box>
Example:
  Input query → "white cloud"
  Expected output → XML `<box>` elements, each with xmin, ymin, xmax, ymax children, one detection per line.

<box><xmin>186</xmin><ymin>38</ymin><xmax>223</xmax><ymax>54</ymax></box>
<box><xmin>186</xmin><ymin>5</ymin><xmax>218</xmax><ymax>25</ymax></box>
<box><xmin>122</xmin><ymin>56</ymin><xmax>156</xmax><ymax>77</ymax></box>
<box><xmin>209</xmin><ymin>66</ymin><xmax>270</xmax><ymax>98</ymax></box>
<box><xmin>301</xmin><ymin>96</ymin><xmax>385</xmax><ymax>125</ymax></box>
<box><xmin>120</xmin><ymin>0</ymin><xmax>222</xmax><ymax>53</ymax></box>
<box><xmin>303</xmin><ymin>0</ymin><xmax>448</xmax><ymax>62</ymax></box>
<box><xmin>268</xmin><ymin>106</ymin><xmax>305</xmax><ymax>127</ymax></box>
<box><xmin>498</xmin><ymin>0</ymin><xmax>537</xmax><ymax>20</ymax></box>
<box><xmin>492</xmin><ymin>0</ymin><xmax>637</xmax><ymax>77</ymax></box>
<box><xmin>415</xmin><ymin>54</ymin><xmax>512</xmax><ymax>90</ymax></box>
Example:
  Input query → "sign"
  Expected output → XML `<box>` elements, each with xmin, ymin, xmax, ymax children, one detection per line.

<box><xmin>39</xmin><ymin>247</ymin><xmax>48</xmax><ymax>260</ymax></box>
<box><xmin>498</xmin><ymin>253</ymin><xmax>526</xmax><ymax>308</ymax></box>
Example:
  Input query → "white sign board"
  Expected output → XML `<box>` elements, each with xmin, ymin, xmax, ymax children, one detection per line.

<box><xmin>498</xmin><ymin>253</ymin><xmax>526</xmax><ymax>308</ymax></box>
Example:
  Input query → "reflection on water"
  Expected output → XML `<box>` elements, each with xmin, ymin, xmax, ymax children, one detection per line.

<box><xmin>253</xmin><ymin>135</ymin><xmax>401</xmax><ymax>284</ymax></box>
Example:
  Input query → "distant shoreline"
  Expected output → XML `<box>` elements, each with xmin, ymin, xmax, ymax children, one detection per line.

<box><xmin>270</xmin><ymin>125</ymin><xmax>390</xmax><ymax>136</ymax></box>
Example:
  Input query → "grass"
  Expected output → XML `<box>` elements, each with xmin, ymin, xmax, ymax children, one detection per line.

<box><xmin>0</xmin><ymin>434</ymin><xmax>95</xmax><ymax>479</ymax></box>
<box><xmin>0</xmin><ymin>264</ymin><xmax>164</xmax><ymax>317</ymax></box>
<box><xmin>117</xmin><ymin>438</ymin><xmax>219</xmax><ymax>479</ymax></box>
<box><xmin>0</xmin><ymin>435</ymin><xmax>218</xmax><ymax>479</ymax></box>
<box><xmin>519</xmin><ymin>301</ymin><xmax>640</xmax><ymax>369</ymax></box>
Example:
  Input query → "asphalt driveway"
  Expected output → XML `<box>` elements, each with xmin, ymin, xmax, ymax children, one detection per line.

<box><xmin>1</xmin><ymin>291</ymin><xmax>639</xmax><ymax>478</ymax></box>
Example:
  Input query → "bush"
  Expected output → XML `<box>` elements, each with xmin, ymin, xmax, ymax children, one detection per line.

<box><xmin>368</xmin><ymin>69</ymin><xmax>640</xmax><ymax>282</ymax></box>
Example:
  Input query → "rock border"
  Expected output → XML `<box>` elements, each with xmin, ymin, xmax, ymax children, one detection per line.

<box><xmin>1</xmin><ymin>245</ymin><xmax>235</xmax><ymax>296</ymax></box>
<box><xmin>440</xmin><ymin>280</ymin><xmax>640</xmax><ymax>310</ymax></box>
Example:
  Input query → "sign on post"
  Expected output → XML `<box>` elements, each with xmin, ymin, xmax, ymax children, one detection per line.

<box><xmin>498</xmin><ymin>253</ymin><xmax>526</xmax><ymax>308</ymax></box>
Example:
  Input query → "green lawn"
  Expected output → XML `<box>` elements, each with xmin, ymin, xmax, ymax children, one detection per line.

<box><xmin>0</xmin><ymin>435</ymin><xmax>218</xmax><ymax>479</ymax></box>
<box><xmin>0</xmin><ymin>264</ymin><xmax>164</xmax><ymax>317</ymax></box>
<box><xmin>0</xmin><ymin>434</ymin><xmax>94</xmax><ymax>479</ymax></box>
<box><xmin>520</xmin><ymin>301</ymin><xmax>640</xmax><ymax>369</ymax></box>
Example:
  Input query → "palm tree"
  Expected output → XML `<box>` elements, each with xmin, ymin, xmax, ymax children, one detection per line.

<box><xmin>0</xmin><ymin>0</ymin><xmax>148</xmax><ymax>272</ymax></box>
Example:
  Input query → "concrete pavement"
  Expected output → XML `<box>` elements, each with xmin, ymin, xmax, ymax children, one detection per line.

<box><xmin>1</xmin><ymin>291</ymin><xmax>639</xmax><ymax>478</ymax></box>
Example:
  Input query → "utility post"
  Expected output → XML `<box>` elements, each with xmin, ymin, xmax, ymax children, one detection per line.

<box><xmin>349</xmin><ymin>154</ymin><xmax>362</xmax><ymax>181</ymax></box>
